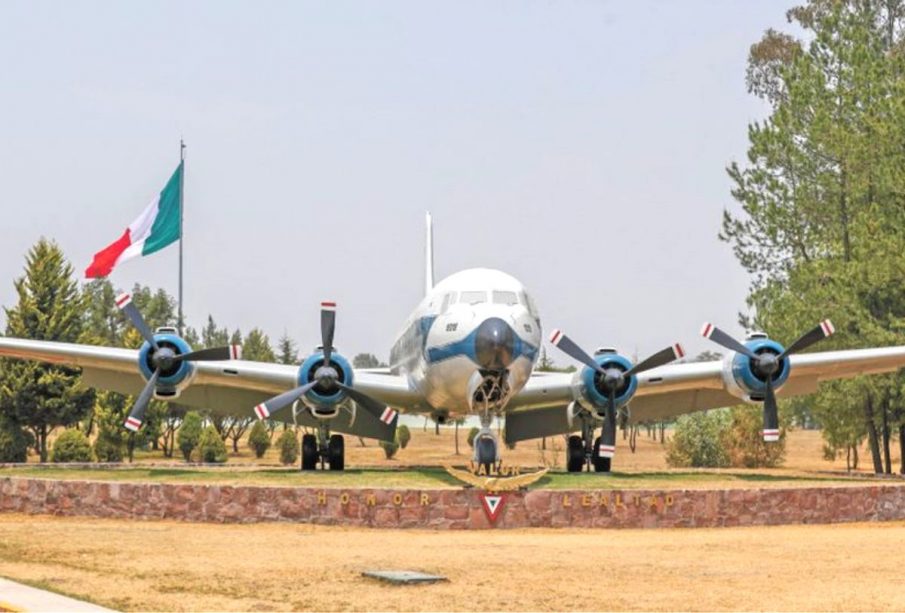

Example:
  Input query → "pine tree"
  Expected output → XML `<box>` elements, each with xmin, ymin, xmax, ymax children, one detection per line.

<box><xmin>276</xmin><ymin>333</ymin><xmax>298</xmax><ymax>365</ymax></box>
<box><xmin>0</xmin><ymin>239</ymin><xmax>96</xmax><ymax>461</ymax></box>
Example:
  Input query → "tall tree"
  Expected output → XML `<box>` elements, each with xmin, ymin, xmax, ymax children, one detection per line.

<box><xmin>723</xmin><ymin>1</ymin><xmax>905</xmax><ymax>472</ymax></box>
<box><xmin>0</xmin><ymin>240</ymin><xmax>96</xmax><ymax>461</ymax></box>
<box><xmin>276</xmin><ymin>333</ymin><xmax>298</xmax><ymax>365</ymax></box>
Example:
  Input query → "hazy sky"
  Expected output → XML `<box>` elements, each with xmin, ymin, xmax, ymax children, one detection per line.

<box><xmin>0</xmin><ymin>0</ymin><xmax>796</xmax><ymax>365</ymax></box>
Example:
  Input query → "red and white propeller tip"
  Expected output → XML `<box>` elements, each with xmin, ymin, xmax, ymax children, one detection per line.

<box><xmin>820</xmin><ymin>319</ymin><xmax>835</xmax><ymax>337</ymax></box>
<box><xmin>700</xmin><ymin>322</ymin><xmax>715</xmax><ymax>339</ymax></box>
<box><xmin>549</xmin><ymin>329</ymin><xmax>563</xmax><ymax>346</ymax></box>
<box><xmin>379</xmin><ymin>407</ymin><xmax>398</xmax><ymax>425</ymax></box>
<box><xmin>124</xmin><ymin>416</ymin><xmax>142</xmax><ymax>432</ymax></box>
<box><xmin>762</xmin><ymin>428</ymin><xmax>780</xmax><ymax>443</ymax></box>
<box><xmin>672</xmin><ymin>343</ymin><xmax>685</xmax><ymax>360</ymax></box>
<box><xmin>254</xmin><ymin>404</ymin><xmax>270</xmax><ymax>420</ymax></box>
<box><xmin>321</xmin><ymin>301</ymin><xmax>337</xmax><ymax>311</ymax></box>
<box><xmin>598</xmin><ymin>444</ymin><xmax>616</xmax><ymax>459</ymax></box>
<box><xmin>229</xmin><ymin>345</ymin><xmax>242</xmax><ymax>360</ymax></box>
<box><xmin>115</xmin><ymin>293</ymin><xmax>132</xmax><ymax>309</ymax></box>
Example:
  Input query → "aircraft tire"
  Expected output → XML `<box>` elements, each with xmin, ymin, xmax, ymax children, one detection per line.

<box><xmin>592</xmin><ymin>437</ymin><xmax>612</xmax><ymax>473</ymax></box>
<box><xmin>566</xmin><ymin>435</ymin><xmax>584</xmax><ymax>472</ymax></box>
<box><xmin>475</xmin><ymin>436</ymin><xmax>496</xmax><ymax>475</ymax></box>
<box><xmin>301</xmin><ymin>434</ymin><xmax>318</xmax><ymax>470</ymax></box>
<box><xmin>328</xmin><ymin>434</ymin><xmax>345</xmax><ymax>471</ymax></box>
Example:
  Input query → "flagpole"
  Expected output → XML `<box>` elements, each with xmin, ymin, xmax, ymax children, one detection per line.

<box><xmin>178</xmin><ymin>139</ymin><xmax>185</xmax><ymax>336</ymax></box>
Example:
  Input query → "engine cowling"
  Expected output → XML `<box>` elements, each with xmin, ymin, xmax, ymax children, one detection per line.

<box><xmin>723</xmin><ymin>338</ymin><xmax>791</xmax><ymax>401</ymax></box>
<box><xmin>137</xmin><ymin>331</ymin><xmax>195</xmax><ymax>398</ymax></box>
<box><xmin>575</xmin><ymin>353</ymin><xmax>638</xmax><ymax>417</ymax></box>
<box><xmin>296</xmin><ymin>350</ymin><xmax>354</xmax><ymax>415</ymax></box>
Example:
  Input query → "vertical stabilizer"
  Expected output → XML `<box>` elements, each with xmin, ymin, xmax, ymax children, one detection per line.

<box><xmin>425</xmin><ymin>212</ymin><xmax>434</xmax><ymax>296</ymax></box>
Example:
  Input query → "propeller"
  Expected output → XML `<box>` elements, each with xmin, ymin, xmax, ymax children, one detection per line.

<box><xmin>700</xmin><ymin>319</ymin><xmax>835</xmax><ymax>441</ymax></box>
<box><xmin>252</xmin><ymin>302</ymin><xmax>399</xmax><ymax>427</ymax></box>
<box><xmin>116</xmin><ymin>293</ymin><xmax>241</xmax><ymax>432</ymax></box>
<box><xmin>550</xmin><ymin>329</ymin><xmax>685</xmax><ymax>458</ymax></box>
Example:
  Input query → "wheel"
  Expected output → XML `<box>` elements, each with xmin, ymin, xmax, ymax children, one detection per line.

<box><xmin>475</xmin><ymin>436</ymin><xmax>497</xmax><ymax>475</ymax></box>
<box><xmin>327</xmin><ymin>434</ymin><xmax>344</xmax><ymax>471</ymax></box>
<box><xmin>592</xmin><ymin>437</ymin><xmax>612</xmax><ymax>473</ymax></box>
<box><xmin>301</xmin><ymin>434</ymin><xmax>318</xmax><ymax>471</ymax></box>
<box><xmin>566</xmin><ymin>435</ymin><xmax>585</xmax><ymax>473</ymax></box>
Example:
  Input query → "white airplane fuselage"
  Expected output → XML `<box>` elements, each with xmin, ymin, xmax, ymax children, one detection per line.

<box><xmin>389</xmin><ymin>268</ymin><xmax>542</xmax><ymax>417</ymax></box>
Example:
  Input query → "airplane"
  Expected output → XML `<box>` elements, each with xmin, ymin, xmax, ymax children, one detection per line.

<box><xmin>3</xmin><ymin>213</ymin><xmax>905</xmax><ymax>473</ymax></box>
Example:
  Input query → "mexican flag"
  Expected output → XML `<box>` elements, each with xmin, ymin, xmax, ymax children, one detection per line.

<box><xmin>85</xmin><ymin>161</ymin><xmax>183</xmax><ymax>279</ymax></box>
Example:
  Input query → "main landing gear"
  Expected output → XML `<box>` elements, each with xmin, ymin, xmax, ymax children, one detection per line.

<box><xmin>566</xmin><ymin>410</ymin><xmax>612</xmax><ymax>473</ymax></box>
<box><xmin>300</xmin><ymin>422</ymin><xmax>345</xmax><ymax>471</ymax></box>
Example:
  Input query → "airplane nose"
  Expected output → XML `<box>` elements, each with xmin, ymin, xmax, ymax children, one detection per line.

<box><xmin>474</xmin><ymin>317</ymin><xmax>516</xmax><ymax>370</ymax></box>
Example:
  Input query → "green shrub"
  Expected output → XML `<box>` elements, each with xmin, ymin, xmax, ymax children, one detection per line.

<box><xmin>92</xmin><ymin>399</ymin><xmax>127</xmax><ymax>462</ymax></box>
<box><xmin>198</xmin><ymin>425</ymin><xmax>227</xmax><ymax>463</ymax></box>
<box><xmin>724</xmin><ymin>405</ymin><xmax>787</xmax><ymax>468</ymax></box>
<box><xmin>379</xmin><ymin>437</ymin><xmax>399</xmax><ymax>459</ymax></box>
<box><xmin>0</xmin><ymin>421</ymin><xmax>33</xmax><ymax>462</ymax></box>
<box><xmin>665</xmin><ymin>410</ymin><xmax>732</xmax><ymax>468</ymax></box>
<box><xmin>51</xmin><ymin>429</ymin><xmax>93</xmax><ymax>463</ymax></box>
<box><xmin>466</xmin><ymin>426</ymin><xmax>480</xmax><ymax>448</ymax></box>
<box><xmin>396</xmin><ymin>424</ymin><xmax>411</xmax><ymax>449</ymax></box>
<box><xmin>277</xmin><ymin>429</ymin><xmax>298</xmax><ymax>465</ymax></box>
<box><xmin>247</xmin><ymin>420</ymin><xmax>271</xmax><ymax>459</ymax></box>
<box><xmin>177</xmin><ymin>411</ymin><xmax>203</xmax><ymax>461</ymax></box>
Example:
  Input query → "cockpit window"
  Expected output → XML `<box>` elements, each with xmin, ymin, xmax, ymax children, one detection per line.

<box><xmin>520</xmin><ymin>291</ymin><xmax>539</xmax><ymax>317</ymax></box>
<box><xmin>440</xmin><ymin>293</ymin><xmax>452</xmax><ymax>313</ymax></box>
<box><xmin>459</xmin><ymin>290</ymin><xmax>487</xmax><ymax>305</ymax></box>
<box><xmin>492</xmin><ymin>290</ymin><xmax>518</xmax><ymax>305</ymax></box>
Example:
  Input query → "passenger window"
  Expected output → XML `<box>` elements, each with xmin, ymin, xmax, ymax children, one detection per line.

<box><xmin>492</xmin><ymin>291</ymin><xmax>518</xmax><ymax>305</ymax></box>
<box><xmin>460</xmin><ymin>291</ymin><xmax>487</xmax><ymax>305</ymax></box>
<box><xmin>440</xmin><ymin>293</ymin><xmax>452</xmax><ymax>313</ymax></box>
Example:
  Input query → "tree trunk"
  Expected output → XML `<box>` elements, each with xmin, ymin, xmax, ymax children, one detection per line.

<box><xmin>232</xmin><ymin>437</ymin><xmax>239</xmax><ymax>453</ymax></box>
<box><xmin>659</xmin><ymin>422</ymin><xmax>665</xmax><ymax>444</ymax></box>
<box><xmin>852</xmin><ymin>444</ymin><xmax>859</xmax><ymax>470</ymax></box>
<box><xmin>39</xmin><ymin>424</ymin><xmax>48</xmax><ymax>463</ymax></box>
<box><xmin>455</xmin><ymin>422</ymin><xmax>460</xmax><ymax>455</ymax></box>
<box><xmin>846</xmin><ymin>445</ymin><xmax>851</xmax><ymax>472</ymax></box>
<box><xmin>435</xmin><ymin>421</ymin><xmax>439</xmax><ymax>435</ymax></box>
<box><xmin>881</xmin><ymin>398</ymin><xmax>892</xmax><ymax>474</ymax></box>
<box><xmin>864</xmin><ymin>394</ymin><xmax>884</xmax><ymax>474</ymax></box>
<box><xmin>900</xmin><ymin>423</ymin><xmax>905</xmax><ymax>474</ymax></box>
<box><xmin>358</xmin><ymin>437</ymin><xmax>366</xmax><ymax>447</ymax></box>
<box><xmin>541</xmin><ymin>437</ymin><xmax>546</xmax><ymax>450</ymax></box>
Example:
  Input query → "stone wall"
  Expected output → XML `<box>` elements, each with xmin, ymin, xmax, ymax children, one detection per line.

<box><xmin>2</xmin><ymin>477</ymin><xmax>904</xmax><ymax>529</ymax></box>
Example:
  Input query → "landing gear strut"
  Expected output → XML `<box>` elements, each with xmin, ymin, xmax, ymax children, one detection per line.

<box><xmin>566</xmin><ymin>409</ymin><xmax>612</xmax><ymax>473</ymax></box>
<box><xmin>299</xmin><ymin>422</ymin><xmax>345</xmax><ymax>471</ymax></box>
<box><xmin>472</xmin><ymin>411</ymin><xmax>501</xmax><ymax>475</ymax></box>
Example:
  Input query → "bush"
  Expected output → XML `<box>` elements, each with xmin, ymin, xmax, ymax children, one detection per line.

<box><xmin>51</xmin><ymin>429</ymin><xmax>93</xmax><ymax>463</ymax></box>
<box><xmin>380</xmin><ymin>437</ymin><xmax>399</xmax><ymax>459</ymax></box>
<box><xmin>93</xmin><ymin>428</ymin><xmax>125</xmax><ymax>462</ymax></box>
<box><xmin>92</xmin><ymin>398</ymin><xmax>127</xmax><ymax>462</ymax></box>
<box><xmin>277</xmin><ymin>429</ymin><xmax>298</xmax><ymax>465</ymax></box>
<box><xmin>724</xmin><ymin>405</ymin><xmax>787</xmax><ymax>468</ymax></box>
<box><xmin>198</xmin><ymin>425</ymin><xmax>228</xmax><ymax>463</ymax></box>
<box><xmin>466</xmin><ymin>426</ymin><xmax>480</xmax><ymax>448</ymax></box>
<box><xmin>0</xmin><ymin>421</ymin><xmax>33</xmax><ymax>462</ymax></box>
<box><xmin>665</xmin><ymin>410</ymin><xmax>731</xmax><ymax>468</ymax></box>
<box><xmin>247</xmin><ymin>420</ymin><xmax>271</xmax><ymax>459</ymax></box>
<box><xmin>396</xmin><ymin>424</ymin><xmax>411</xmax><ymax>449</ymax></box>
<box><xmin>177</xmin><ymin>411</ymin><xmax>203</xmax><ymax>461</ymax></box>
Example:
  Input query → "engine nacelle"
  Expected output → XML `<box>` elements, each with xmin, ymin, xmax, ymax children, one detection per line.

<box><xmin>296</xmin><ymin>350</ymin><xmax>354</xmax><ymax>416</ymax></box>
<box><xmin>722</xmin><ymin>338</ymin><xmax>790</xmax><ymax>402</ymax></box>
<box><xmin>573</xmin><ymin>353</ymin><xmax>638</xmax><ymax>418</ymax></box>
<box><xmin>137</xmin><ymin>331</ymin><xmax>196</xmax><ymax>398</ymax></box>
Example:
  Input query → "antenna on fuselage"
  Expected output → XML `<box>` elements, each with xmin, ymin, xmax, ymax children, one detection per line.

<box><xmin>425</xmin><ymin>211</ymin><xmax>434</xmax><ymax>296</ymax></box>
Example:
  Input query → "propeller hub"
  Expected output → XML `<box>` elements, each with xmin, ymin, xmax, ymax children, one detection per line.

<box><xmin>754</xmin><ymin>352</ymin><xmax>780</xmax><ymax>377</ymax></box>
<box><xmin>315</xmin><ymin>365</ymin><xmax>339</xmax><ymax>383</ymax></box>
<box><xmin>151</xmin><ymin>346</ymin><xmax>178</xmax><ymax>371</ymax></box>
<box><xmin>603</xmin><ymin>368</ymin><xmax>624</xmax><ymax>390</ymax></box>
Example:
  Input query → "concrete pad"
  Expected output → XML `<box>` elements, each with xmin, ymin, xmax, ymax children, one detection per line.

<box><xmin>0</xmin><ymin>577</ymin><xmax>117</xmax><ymax>612</ymax></box>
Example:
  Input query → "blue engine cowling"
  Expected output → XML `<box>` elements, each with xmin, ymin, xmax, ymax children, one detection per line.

<box><xmin>137</xmin><ymin>333</ymin><xmax>195</xmax><ymax>396</ymax></box>
<box><xmin>579</xmin><ymin>353</ymin><xmax>638</xmax><ymax>416</ymax></box>
<box><xmin>297</xmin><ymin>351</ymin><xmax>354</xmax><ymax>411</ymax></box>
<box><xmin>728</xmin><ymin>338</ymin><xmax>790</xmax><ymax>398</ymax></box>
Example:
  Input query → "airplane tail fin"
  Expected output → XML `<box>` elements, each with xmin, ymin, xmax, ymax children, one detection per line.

<box><xmin>425</xmin><ymin>212</ymin><xmax>434</xmax><ymax>296</ymax></box>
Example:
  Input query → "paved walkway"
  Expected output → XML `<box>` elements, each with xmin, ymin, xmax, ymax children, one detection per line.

<box><xmin>0</xmin><ymin>578</ymin><xmax>116</xmax><ymax>612</ymax></box>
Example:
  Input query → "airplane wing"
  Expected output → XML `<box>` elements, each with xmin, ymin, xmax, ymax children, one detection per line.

<box><xmin>505</xmin><ymin>345</ymin><xmax>905</xmax><ymax>441</ymax></box>
<box><xmin>0</xmin><ymin>337</ymin><xmax>422</xmax><ymax>421</ymax></box>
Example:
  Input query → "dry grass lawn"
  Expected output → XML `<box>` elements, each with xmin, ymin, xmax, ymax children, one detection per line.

<box><xmin>0</xmin><ymin>514</ymin><xmax>904</xmax><ymax>611</ymax></box>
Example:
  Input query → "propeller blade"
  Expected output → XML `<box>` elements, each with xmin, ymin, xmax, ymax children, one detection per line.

<box><xmin>700</xmin><ymin>322</ymin><xmax>758</xmax><ymax>359</ymax></box>
<box><xmin>549</xmin><ymin>329</ymin><xmax>604</xmax><ymax>373</ymax></box>
<box><xmin>116</xmin><ymin>293</ymin><xmax>158</xmax><ymax>350</ymax></box>
<box><xmin>599</xmin><ymin>388</ymin><xmax>617</xmax><ymax>459</ymax></box>
<box><xmin>779</xmin><ymin>319</ymin><xmax>835</xmax><ymax>359</ymax></box>
<box><xmin>762</xmin><ymin>376</ymin><xmax>780</xmax><ymax>442</ymax></box>
<box><xmin>624</xmin><ymin>343</ymin><xmax>685</xmax><ymax>378</ymax></box>
<box><xmin>124</xmin><ymin>369</ymin><xmax>160</xmax><ymax>432</ymax></box>
<box><xmin>321</xmin><ymin>302</ymin><xmax>336</xmax><ymax>364</ymax></box>
<box><xmin>175</xmin><ymin>345</ymin><xmax>242</xmax><ymax>363</ymax></box>
<box><xmin>336</xmin><ymin>382</ymin><xmax>399</xmax><ymax>426</ymax></box>
<box><xmin>252</xmin><ymin>380</ymin><xmax>319</xmax><ymax>420</ymax></box>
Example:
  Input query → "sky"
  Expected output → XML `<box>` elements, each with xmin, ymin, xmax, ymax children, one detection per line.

<box><xmin>0</xmin><ymin>0</ymin><xmax>798</xmax><ymax>365</ymax></box>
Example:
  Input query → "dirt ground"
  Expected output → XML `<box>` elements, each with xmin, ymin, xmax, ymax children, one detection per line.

<box><xmin>0</xmin><ymin>514</ymin><xmax>903</xmax><ymax>611</ymax></box>
<box><xmin>61</xmin><ymin>426</ymin><xmax>902</xmax><ymax>475</ymax></box>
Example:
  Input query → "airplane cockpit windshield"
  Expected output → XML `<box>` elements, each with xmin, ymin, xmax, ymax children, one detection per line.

<box><xmin>459</xmin><ymin>290</ymin><xmax>488</xmax><ymax>305</ymax></box>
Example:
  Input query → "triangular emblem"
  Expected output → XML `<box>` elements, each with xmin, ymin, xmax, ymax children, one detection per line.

<box><xmin>480</xmin><ymin>493</ymin><xmax>507</xmax><ymax>524</ymax></box>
